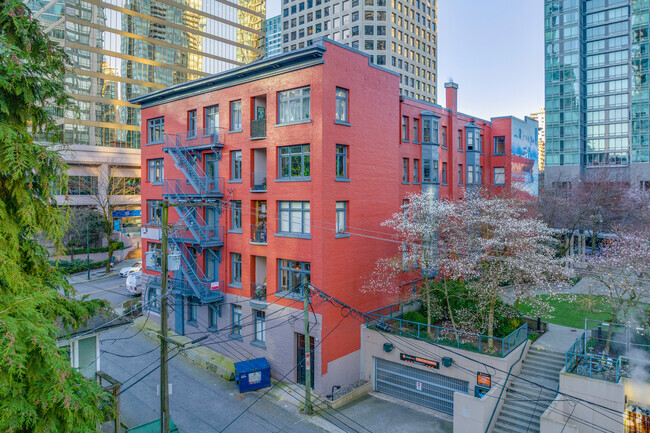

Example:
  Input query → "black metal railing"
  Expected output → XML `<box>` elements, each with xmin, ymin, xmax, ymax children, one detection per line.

<box><xmin>250</xmin><ymin>171</ymin><xmax>267</xmax><ymax>192</ymax></box>
<box><xmin>250</xmin><ymin>223</ymin><xmax>267</xmax><ymax>244</ymax></box>
<box><xmin>250</xmin><ymin>282</ymin><xmax>267</xmax><ymax>301</ymax></box>
<box><xmin>250</xmin><ymin>118</ymin><xmax>267</xmax><ymax>139</ymax></box>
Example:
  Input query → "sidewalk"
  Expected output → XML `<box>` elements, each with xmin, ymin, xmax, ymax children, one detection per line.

<box><xmin>531</xmin><ymin>323</ymin><xmax>581</xmax><ymax>353</ymax></box>
<box><xmin>132</xmin><ymin>316</ymin><xmax>452</xmax><ymax>433</ymax></box>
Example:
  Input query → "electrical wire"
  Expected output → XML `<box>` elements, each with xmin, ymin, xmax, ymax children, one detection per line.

<box><xmin>217</xmin><ymin>313</ymin><xmax>370</xmax><ymax>433</ymax></box>
<box><xmin>309</xmin><ymin>285</ymin><xmax>636</xmax><ymax>431</ymax></box>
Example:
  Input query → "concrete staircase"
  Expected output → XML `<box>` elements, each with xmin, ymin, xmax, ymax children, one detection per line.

<box><xmin>491</xmin><ymin>349</ymin><xmax>565</xmax><ymax>433</ymax></box>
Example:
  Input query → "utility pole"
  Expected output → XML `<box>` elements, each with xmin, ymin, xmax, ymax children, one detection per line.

<box><xmin>303</xmin><ymin>279</ymin><xmax>313</xmax><ymax>414</ymax></box>
<box><xmin>86</xmin><ymin>222</ymin><xmax>90</xmax><ymax>280</ymax></box>
<box><xmin>160</xmin><ymin>199</ymin><xmax>170</xmax><ymax>433</ymax></box>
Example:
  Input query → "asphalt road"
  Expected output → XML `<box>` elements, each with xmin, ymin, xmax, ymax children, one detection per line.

<box><xmin>72</xmin><ymin>274</ymin><xmax>136</xmax><ymax>308</ymax></box>
<box><xmin>100</xmin><ymin>326</ymin><xmax>326</xmax><ymax>433</ymax></box>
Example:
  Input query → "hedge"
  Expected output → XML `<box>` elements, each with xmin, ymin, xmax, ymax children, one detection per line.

<box><xmin>65</xmin><ymin>241</ymin><xmax>125</xmax><ymax>256</ymax></box>
<box><xmin>51</xmin><ymin>259</ymin><xmax>110</xmax><ymax>275</ymax></box>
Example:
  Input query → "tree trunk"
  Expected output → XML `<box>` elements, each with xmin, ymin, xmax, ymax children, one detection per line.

<box><xmin>105</xmin><ymin>232</ymin><xmax>113</xmax><ymax>273</ymax></box>
<box><xmin>487</xmin><ymin>293</ymin><xmax>497</xmax><ymax>350</ymax></box>
<box><xmin>604</xmin><ymin>312</ymin><xmax>617</xmax><ymax>355</ymax></box>
<box><xmin>443</xmin><ymin>278</ymin><xmax>457</xmax><ymax>328</ymax></box>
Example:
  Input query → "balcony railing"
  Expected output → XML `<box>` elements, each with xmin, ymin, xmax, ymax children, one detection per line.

<box><xmin>367</xmin><ymin>301</ymin><xmax>528</xmax><ymax>358</ymax></box>
<box><xmin>165</xmin><ymin>177</ymin><xmax>224</xmax><ymax>198</ymax></box>
<box><xmin>250</xmin><ymin>282</ymin><xmax>267</xmax><ymax>301</ymax></box>
<box><xmin>174</xmin><ymin>127</ymin><xmax>224</xmax><ymax>148</ymax></box>
<box><xmin>250</xmin><ymin>171</ymin><xmax>267</xmax><ymax>192</ymax></box>
<box><xmin>250</xmin><ymin>223</ymin><xmax>267</xmax><ymax>244</ymax></box>
<box><xmin>564</xmin><ymin>331</ymin><xmax>650</xmax><ymax>383</ymax></box>
<box><xmin>250</xmin><ymin>118</ymin><xmax>267</xmax><ymax>139</ymax></box>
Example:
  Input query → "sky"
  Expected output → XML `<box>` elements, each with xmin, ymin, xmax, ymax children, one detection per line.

<box><xmin>266</xmin><ymin>0</ymin><xmax>544</xmax><ymax>121</ymax></box>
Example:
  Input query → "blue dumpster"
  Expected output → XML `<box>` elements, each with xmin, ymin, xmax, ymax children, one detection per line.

<box><xmin>234</xmin><ymin>357</ymin><xmax>271</xmax><ymax>392</ymax></box>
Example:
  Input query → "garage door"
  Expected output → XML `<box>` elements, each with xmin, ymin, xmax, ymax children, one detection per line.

<box><xmin>374</xmin><ymin>358</ymin><xmax>469</xmax><ymax>415</ymax></box>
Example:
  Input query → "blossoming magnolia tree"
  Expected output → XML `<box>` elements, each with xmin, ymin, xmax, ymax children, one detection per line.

<box><xmin>366</xmin><ymin>190</ymin><xmax>573</xmax><ymax>349</ymax></box>
<box><xmin>584</xmin><ymin>228</ymin><xmax>650</xmax><ymax>354</ymax></box>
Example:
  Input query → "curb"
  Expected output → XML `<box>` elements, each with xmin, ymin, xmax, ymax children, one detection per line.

<box><xmin>67</xmin><ymin>271</ymin><xmax>120</xmax><ymax>284</ymax></box>
<box><xmin>135</xmin><ymin>316</ymin><xmax>235</xmax><ymax>381</ymax></box>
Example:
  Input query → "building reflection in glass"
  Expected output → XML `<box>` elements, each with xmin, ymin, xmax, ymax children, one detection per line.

<box><xmin>30</xmin><ymin>0</ymin><xmax>266</xmax><ymax>149</ymax></box>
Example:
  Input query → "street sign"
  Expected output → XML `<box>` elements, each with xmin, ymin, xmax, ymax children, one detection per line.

<box><xmin>112</xmin><ymin>210</ymin><xmax>141</xmax><ymax>218</ymax></box>
<box><xmin>400</xmin><ymin>353</ymin><xmax>440</xmax><ymax>369</ymax></box>
<box><xmin>416</xmin><ymin>381</ymin><xmax>422</xmax><ymax>391</ymax></box>
<box><xmin>477</xmin><ymin>372</ymin><xmax>491</xmax><ymax>388</ymax></box>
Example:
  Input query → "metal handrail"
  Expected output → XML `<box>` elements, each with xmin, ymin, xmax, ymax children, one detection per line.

<box><xmin>367</xmin><ymin>302</ymin><xmax>529</xmax><ymax>358</ymax></box>
<box><xmin>175</xmin><ymin>127</ymin><xmax>224</xmax><ymax>148</ymax></box>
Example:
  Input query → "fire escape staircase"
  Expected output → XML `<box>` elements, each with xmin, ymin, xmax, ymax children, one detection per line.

<box><xmin>159</xmin><ymin>129</ymin><xmax>225</xmax><ymax>304</ymax></box>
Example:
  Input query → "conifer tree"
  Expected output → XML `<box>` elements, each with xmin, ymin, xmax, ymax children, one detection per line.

<box><xmin>0</xmin><ymin>1</ymin><xmax>111</xmax><ymax>431</ymax></box>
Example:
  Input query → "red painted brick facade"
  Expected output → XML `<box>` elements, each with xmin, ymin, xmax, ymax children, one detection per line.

<box><xmin>136</xmin><ymin>40</ymin><xmax>536</xmax><ymax>393</ymax></box>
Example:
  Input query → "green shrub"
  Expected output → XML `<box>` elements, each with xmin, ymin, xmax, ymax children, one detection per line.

<box><xmin>50</xmin><ymin>259</ymin><xmax>109</xmax><ymax>274</ymax></box>
<box><xmin>403</xmin><ymin>311</ymin><xmax>428</xmax><ymax>324</ymax></box>
<box><xmin>65</xmin><ymin>241</ymin><xmax>125</xmax><ymax>256</ymax></box>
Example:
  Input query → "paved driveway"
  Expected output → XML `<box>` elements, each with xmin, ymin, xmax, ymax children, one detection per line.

<box><xmin>99</xmin><ymin>327</ymin><xmax>326</xmax><ymax>433</ymax></box>
<box><xmin>338</xmin><ymin>393</ymin><xmax>453</xmax><ymax>433</ymax></box>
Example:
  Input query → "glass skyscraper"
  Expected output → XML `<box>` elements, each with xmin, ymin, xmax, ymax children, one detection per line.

<box><xmin>28</xmin><ymin>0</ymin><xmax>265</xmax><ymax>149</ymax></box>
<box><xmin>265</xmin><ymin>15</ymin><xmax>282</xmax><ymax>57</ymax></box>
<box><xmin>279</xmin><ymin>0</ymin><xmax>437</xmax><ymax>102</ymax></box>
<box><xmin>545</xmin><ymin>0</ymin><xmax>650</xmax><ymax>186</ymax></box>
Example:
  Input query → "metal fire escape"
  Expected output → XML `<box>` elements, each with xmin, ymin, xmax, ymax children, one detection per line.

<box><xmin>161</xmin><ymin>128</ymin><xmax>225</xmax><ymax>304</ymax></box>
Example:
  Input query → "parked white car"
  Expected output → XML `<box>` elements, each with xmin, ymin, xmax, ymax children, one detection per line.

<box><xmin>119</xmin><ymin>262</ymin><xmax>142</xmax><ymax>277</ymax></box>
<box><xmin>126</xmin><ymin>271</ymin><xmax>149</xmax><ymax>295</ymax></box>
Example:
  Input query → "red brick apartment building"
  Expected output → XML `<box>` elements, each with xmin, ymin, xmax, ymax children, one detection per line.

<box><xmin>132</xmin><ymin>39</ymin><xmax>538</xmax><ymax>396</ymax></box>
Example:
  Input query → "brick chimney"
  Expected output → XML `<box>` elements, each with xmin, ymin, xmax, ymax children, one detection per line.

<box><xmin>445</xmin><ymin>81</ymin><xmax>458</xmax><ymax>114</ymax></box>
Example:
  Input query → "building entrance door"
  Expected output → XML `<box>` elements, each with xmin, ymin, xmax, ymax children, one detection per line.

<box><xmin>296</xmin><ymin>333</ymin><xmax>314</xmax><ymax>388</ymax></box>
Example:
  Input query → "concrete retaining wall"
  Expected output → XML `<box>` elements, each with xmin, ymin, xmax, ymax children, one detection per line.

<box><xmin>360</xmin><ymin>325</ymin><xmax>529</xmax><ymax>430</ymax></box>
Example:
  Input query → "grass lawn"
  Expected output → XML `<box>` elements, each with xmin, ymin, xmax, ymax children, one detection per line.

<box><xmin>516</xmin><ymin>294</ymin><xmax>615</xmax><ymax>329</ymax></box>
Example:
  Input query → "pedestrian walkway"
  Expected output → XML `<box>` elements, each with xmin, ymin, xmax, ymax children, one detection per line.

<box><xmin>532</xmin><ymin>323</ymin><xmax>581</xmax><ymax>353</ymax></box>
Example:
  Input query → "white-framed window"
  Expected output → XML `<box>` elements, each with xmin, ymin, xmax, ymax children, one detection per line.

<box><xmin>278</xmin><ymin>86</ymin><xmax>310</xmax><ymax>124</ymax></box>
<box><xmin>336</xmin><ymin>201</ymin><xmax>347</xmax><ymax>234</ymax></box>
<box><xmin>335</xmin><ymin>88</ymin><xmax>348</xmax><ymax>122</ymax></box>
<box><xmin>494</xmin><ymin>167</ymin><xmax>506</xmax><ymax>185</ymax></box>
<box><xmin>230</xmin><ymin>100</ymin><xmax>242</xmax><ymax>131</ymax></box>
<box><xmin>279</xmin><ymin>201</ymin><xmax>310</xmax><ymax>234</ymax></box>
<box><xmin>147</xmin><ymin>117</ymin><xmax>164</xmax><ymax>143</ymax></box>
<box><xmin>467</xmin><ymin>165</ymin><xmax>475</xmax><ymax>184</ymax></box>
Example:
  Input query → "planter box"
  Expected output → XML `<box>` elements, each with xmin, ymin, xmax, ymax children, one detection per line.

<box><xmin>325</xmin><ymin>381</ymin><xmax>372</xmax><ymax>409</ymax></box>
